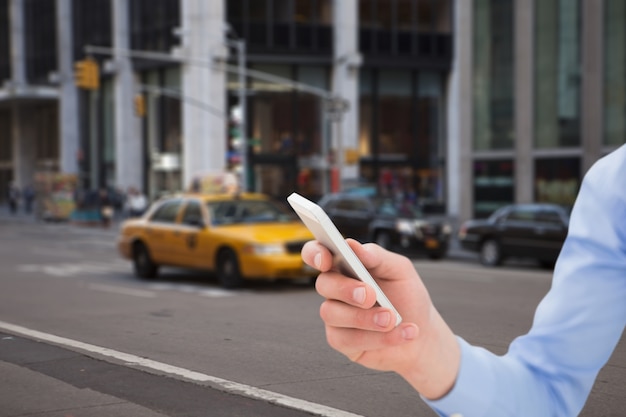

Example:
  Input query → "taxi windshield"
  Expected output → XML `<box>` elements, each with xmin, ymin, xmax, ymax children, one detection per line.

<box><xmin>207</xmin><ymin>200</ymin><xmax>297</xmax><ymax>225</ymax></box>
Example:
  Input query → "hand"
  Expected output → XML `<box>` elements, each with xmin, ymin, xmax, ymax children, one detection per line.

<box><xmin>302</xmin><ymin>239</ymin><xmax>460</xmax><ymax>400</ymax></box>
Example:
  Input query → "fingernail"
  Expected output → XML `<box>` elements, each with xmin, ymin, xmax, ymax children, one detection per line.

<box><xmin>314</xmin><ymin>252</ymin><xmax>321</xmax><ymax>269</ymax></box>
<box><xmin>402</xmin><ymin>326</ymin><xmax>416</xmax><ymax>340</ymax></box>
<box><xmin>374</xmin><ymin>311</ymin><xmax>391</xmax><ymax>327</ymax></box>
<box><xmin>352</xmin><ymin>287</ymin><xmax>366</xmax><ymax>304</ymax></box>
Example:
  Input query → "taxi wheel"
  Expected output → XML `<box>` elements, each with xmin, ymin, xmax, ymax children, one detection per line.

<box><xmin>217</xmin><ymin>248</ymin><xmax>244</xmax><ymax>289</ymax></box>
<box><xmin>133</xmin><ymin>242</ymin><xmax>159</xmax><ymax>279</ymax></box>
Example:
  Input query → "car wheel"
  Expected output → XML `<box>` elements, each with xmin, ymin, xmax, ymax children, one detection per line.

<box><xmin>374</xmin><ymin>231</ymin><xmax>392</xmax><ymax>250</ymax></box>
<box><xmin>217</xmin><ymin>248</ymin><xmax>244</xmax><ymax>289</ymax></box>
<box><xmin>133</xmin><ymin>242</ymin><xmax>159</xmax><ymax>279</ymax></box>
<box><xmin>480</xmin><ymin>239</ymin><xmax>502</xmax><ymax>266</ymax></box>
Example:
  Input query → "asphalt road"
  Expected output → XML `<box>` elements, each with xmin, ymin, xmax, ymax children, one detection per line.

<box><xmin>0</xmin><ymin>213</ymin><xmax>624</xmax><ymax>416</ymax></box>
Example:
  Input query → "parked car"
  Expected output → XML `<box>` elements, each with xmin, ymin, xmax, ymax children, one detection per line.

<box><xmin>317</xmin><ymin>193</ymin><xmax>451</xmax><ymax>259</ymax></box>
<box><xmin>458</xmin><ymin>203</ymin><xmax>570</xmax><ymax>267</ymax></box>
<box><xmin>117</xmin><ymin>192</ymin><xmax>316</xmax><ymax>288</ymax></box>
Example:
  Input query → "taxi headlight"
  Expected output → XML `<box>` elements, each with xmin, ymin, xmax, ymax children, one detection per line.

<box><xmin>244</xmin><ymin>244</ymin><xmax>285</xmax><ymax>255</ymax></box>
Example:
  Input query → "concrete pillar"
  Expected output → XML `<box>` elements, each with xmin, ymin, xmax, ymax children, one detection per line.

<box><xmin>9</xmin><ymin>0</ymin><xmax>26</xmax><ymax>88</ymax></box>
<box><xmin>447</xmin><ymin>0</ymin><xmax>473</xmax><ymax>223</ymax></box>
<box><xmin>12</xmin><ymin>106</ymin><xmax>37</xmax><ymax>188</ymax></box>
<box><xmin>332</xmin><ymin>0</ymin><xmax>360</xmax><ymax>185</ymax></box>
<box><xmin>181</xmin><ymin>0</ymin><xmax>227</xmax><ymax>188</ymax></box>
<box><xmin>581</xmin><ymin>0</ymin><xmax>604</xmax><ymax>173</ymax></box>
<box><xmin>112</xmin><ymin>0</ymin><xmax>143</xmax><ymax>191</ymax></box>
<box><xmin>56</xmin><ymin>0</ymin><xmax>80</xmax><ymax>175</ymax></box>
<box><xmin>514</xmin><ymin>0</ymin><xmax>534</xmax><ymax>203</ymax></box>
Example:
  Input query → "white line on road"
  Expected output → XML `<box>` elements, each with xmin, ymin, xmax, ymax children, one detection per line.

<box><xmin>88</xmin><ymin>283</ymin><xmax>156</xmax><ymax>298</ymax></box>
<box><xmin>0</xmin><ymin>320</ymin><xmax>363</xmax><ymax>417</ymax></box>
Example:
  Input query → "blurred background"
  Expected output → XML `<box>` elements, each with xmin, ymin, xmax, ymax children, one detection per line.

<box><xmin>0</xmin><ymin>0</ymin><xmax>622</xmax><ymax>225</ymax></box>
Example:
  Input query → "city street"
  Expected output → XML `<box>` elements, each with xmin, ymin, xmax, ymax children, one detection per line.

<box><xmin>0</xmin><ymin>213</ymin><xmax>624</xmax><ymax>417</ymax></box>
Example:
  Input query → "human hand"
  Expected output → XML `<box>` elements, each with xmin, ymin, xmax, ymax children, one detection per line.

<box><xmin>302</xmin><ymin>239</ymin><xmax>460</xmax><ymax>400</ymax></box>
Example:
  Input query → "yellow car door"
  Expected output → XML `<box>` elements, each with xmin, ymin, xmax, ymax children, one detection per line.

<box><xmin>177</xmin><ymin>199</ymin><xmax>209</xmax><ymax>268</ymax></box>
<box><xmin>145</xmin><ymin>198</ymin><xmax>185</xmax><ymax>265</ymax></box>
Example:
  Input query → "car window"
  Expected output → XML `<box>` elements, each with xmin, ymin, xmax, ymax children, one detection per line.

<box><xmin>208</xmin><ymin>200</ymin><xmax>295</xmax><ymax>225</ymax></box>
<box><xmin>506</xmin><ymin>208</ymin><xmax>535</xmax><ymax>222</ymax></box>
<box><xmin>352</xmin><ymin>198</ymin><xmax>370</xmax><ymax>213</ymax></box>
<box><xmin>335</xmin><ymin>199</ymin><xmax>357</xmax><ymax>211</ymax></box>
<box><xmin>536</xmin><ymin>209</ymin><xmax>563</xmax><ymax>226</ymax></box>
<box><xmin>181</xmin><ymin>200</ymin><xmax>203</xmax><ymax>226</ymax></box>
<box><xmin>150</xmin><ymin>199</ymin><xmax>183</xmax><ymax>223</ymax></box>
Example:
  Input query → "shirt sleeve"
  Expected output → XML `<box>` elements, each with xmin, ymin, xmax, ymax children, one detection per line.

<box><xmin>425</xmin><ymin>146</ymin><xmax>626</xmax><ymax>417</ymax></box>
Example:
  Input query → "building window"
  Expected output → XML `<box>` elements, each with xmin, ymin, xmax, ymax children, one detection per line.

<box><xmin>473</xmin><ymin>0</ymin><xmax>514</xmax><ymax>151</ymax></box>
<box><xmin>130</xmin><ymin>0</ymin><xmax>180</xmax><ymax>53</ymax></box>
<box><xmin>473</xmin><ymin>159</ymin><xmax>514</xmax><ymax>218</ymax></box>
<box><xmin>379</xmin><ymin>70</ymin><xmax>412</xmax><ymax>156</ymax></box>
<box><xmin>359</xmin><ymin>0</ymin><xmax>452</xmax><ymax>58</ymax></box>
<box><xmin>534</xmin><ymin>0</ymin><xmax>581</xmax><ymax>148</ymax></box>
<box><xmin>0</xmin><ymin>0</ymin><xmax>9</xmax><ymax>82</ymax></box>
<box><xmin>604</xmin><ymin>0</ymin><xmax>626</xmax><ymax>146</ymax></box>
<box><xmin>34</xmin><ymin>105</ymin><xmax>59</xmax><ymax>161</ymax></box>
<box><xmin>24</xmin><ymin>0</ymin><xmax>57</xmax><ymax>84</ymax></box>
<box><xmin>534</xmin><ymin>157</ymin><xmax>579</xmax><ymax>206</ymax></box>
<box><xmin>0</xmin><ymin>110</ymin><xmax>11</xmax><ymax>161</ymax></box>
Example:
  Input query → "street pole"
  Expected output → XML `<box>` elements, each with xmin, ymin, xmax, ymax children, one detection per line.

<box><xmin>236</xmin><ymin>39</ymin><xmax>247</xmax><ymax>193</ymax></box>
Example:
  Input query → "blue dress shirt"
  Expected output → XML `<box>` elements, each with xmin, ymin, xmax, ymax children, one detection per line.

<box><xmin>427</xmin><ymin>144</ymin><xmax>626</xmax><ymax>416</ymax></box>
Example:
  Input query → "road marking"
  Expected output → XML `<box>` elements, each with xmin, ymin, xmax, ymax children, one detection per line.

<box><xmin>0</xmin><ymin>320</ymin><xmax>363</xmax><ymax>417</ymax></box>
<box><xmin>88</xmin><ymin>283</ymin><xmax>156</xmax><ymax>298</ymax></box>
<box><xmin>16</xmin><ymin>261</ymin><xmax>129</xmax><ymax>277</ymax></box>
<box><xmin>147</xmin><ymin>283</ymin><xmax>241</xmax><ymax>298</ymax></box>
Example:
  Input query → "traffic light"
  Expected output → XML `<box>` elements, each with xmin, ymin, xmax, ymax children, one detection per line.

<box><xmin>134</xmin><ymin>94</ymin><xmax>146</xmax><ymax>117</ymax></box>
<box><xmin>344</xmin><ymin>148</ymin><xmax>360</xmax><ymax>165</ymax></box>
<box><xmin>74</xmin><ymin>58</ymin><xmax>99</xmax><ymax>90</ymax></box>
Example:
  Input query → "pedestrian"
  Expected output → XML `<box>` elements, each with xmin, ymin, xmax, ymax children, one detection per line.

<box><xmin>125</xmin><ymin>187</ymin><xmax>148</xmax><ymax>218</ymax></box>
<box><xmin>23</xmin><ymin>185</ymin><xmax>35</xmax><ymax>214</ymax></box>
<box><xmin>7</xmin><ymin>182</ymin><xmax>20</xmax><ymax>214</ymax></box>
<box><xmin>98</xmin><ymin>188</ymin><xmax>113</xmax><ymax>228</ymax></box>
<box><xmin>302</xmin><ymin>143</ymin><xmax>626</xmax><ymax>416</ymax></box>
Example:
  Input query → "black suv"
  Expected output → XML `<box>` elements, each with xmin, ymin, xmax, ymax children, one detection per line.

<box><xmin>317</xmin><ymin>193</ymin><xmax>451</xmax><ymax>259</ymax></box>
<box><xmin>458</xmin><ymin>203</ymin><xmax>570</xmax><ymax>267</ymax></box>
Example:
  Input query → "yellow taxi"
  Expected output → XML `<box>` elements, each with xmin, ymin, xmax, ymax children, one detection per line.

<box><xmin>117</xmin><ymin>192</ymin><xmax>316</xmax><ymax>288</ymax></box>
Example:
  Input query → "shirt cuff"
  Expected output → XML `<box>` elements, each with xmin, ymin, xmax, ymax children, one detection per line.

<box><xmin>422</xmin><ymin>336</ymin><xmax>497</xmax><ymax>417</ymax></box>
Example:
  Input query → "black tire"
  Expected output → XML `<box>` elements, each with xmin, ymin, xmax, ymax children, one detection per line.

<box><xmin>374</xmin><ymin>231</ymin><xmax>392</xmax><ymax>250</ymax></box>
<box><xmin>480</xmin><ymin>239</ymin><xmax>502</xmax><ymax>266</ymax></box>
<box><xmin>217</xmin><ymin>248</ymin><xmax>244</xmax><ymax>289</ymax></box>
<box><xmin>133</xmin><ymin>242</ymin><xmax>159</xmax><ymax>279</ymax></box>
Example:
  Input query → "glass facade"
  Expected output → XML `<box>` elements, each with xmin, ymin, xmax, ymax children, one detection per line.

<box><xmin>473</xmin><ymin>159</ymin><xmax>514</xmax><ymax>218</ymax></box>
<box><xmin>604</xmin><ymin>0</ymin><xmax>626</xmax><ymax>146</ymax></box>
<box><xmin>472</xmin><ymin>0</ymin><xmax>514</xmax><ymax>151</ymax></box>
<box><xmin>359</xmin><ymin>0</ymin><xmax>452</xmax><ymax>58</ymax></box>
<box><xmin>144</xmin><ymin>68</ymin><xmax>182</xmax><ymax>198</ymax></box>
<box><xmin>534</xmin><ymin>0</ymin><xmax>581</xmax><ymax>148</ymax></box>
<box><xmin>359</xmin><ymin>67</ymin><xmax>446</xmax><ymax>211</ymax></box>
<box><xmin>0</xmin><ymin>0</ymin><xmax>9</xmax><ymax>82</ymax></box>
<box><xmin>244</xmin><ymin>64</ymin><xmax>329</xmax><ymax>199</ymax></box>
<box><xmin>24</xmin><ymin>0</ymin><xmax>57</xmax><ymax>84</ymax></box>
<box><xmin>534</xmin><ymin>157</ymin><xmax>579</xmax><ymax>206</ymax></box>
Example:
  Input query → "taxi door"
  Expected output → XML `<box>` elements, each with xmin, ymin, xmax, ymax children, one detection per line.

<box><xmin>177</xmin><ymin>199</ymin><xmax>210</xmax><ymax>268</ymax></box>
<box><xmin>144</xmin><ymin>198</ymin><xmax>185</xmax><ymax>265</ymax></box>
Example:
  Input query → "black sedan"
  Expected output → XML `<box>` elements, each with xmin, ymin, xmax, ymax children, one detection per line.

<box><xmin>458</xmin><ymin>203</ymin><xmax>570</xmax><ymax>267</ymax></box>
<box><xmin>317</xmin><ymin>193</ymin><xmax>452</xmax><ymax>259</ymax></box>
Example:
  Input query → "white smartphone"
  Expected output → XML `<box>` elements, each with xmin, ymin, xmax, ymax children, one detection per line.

<box><xmin>287</xmin><ymin>192</ymin><xmax>402</xmax><ymax>326</ymax></box>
